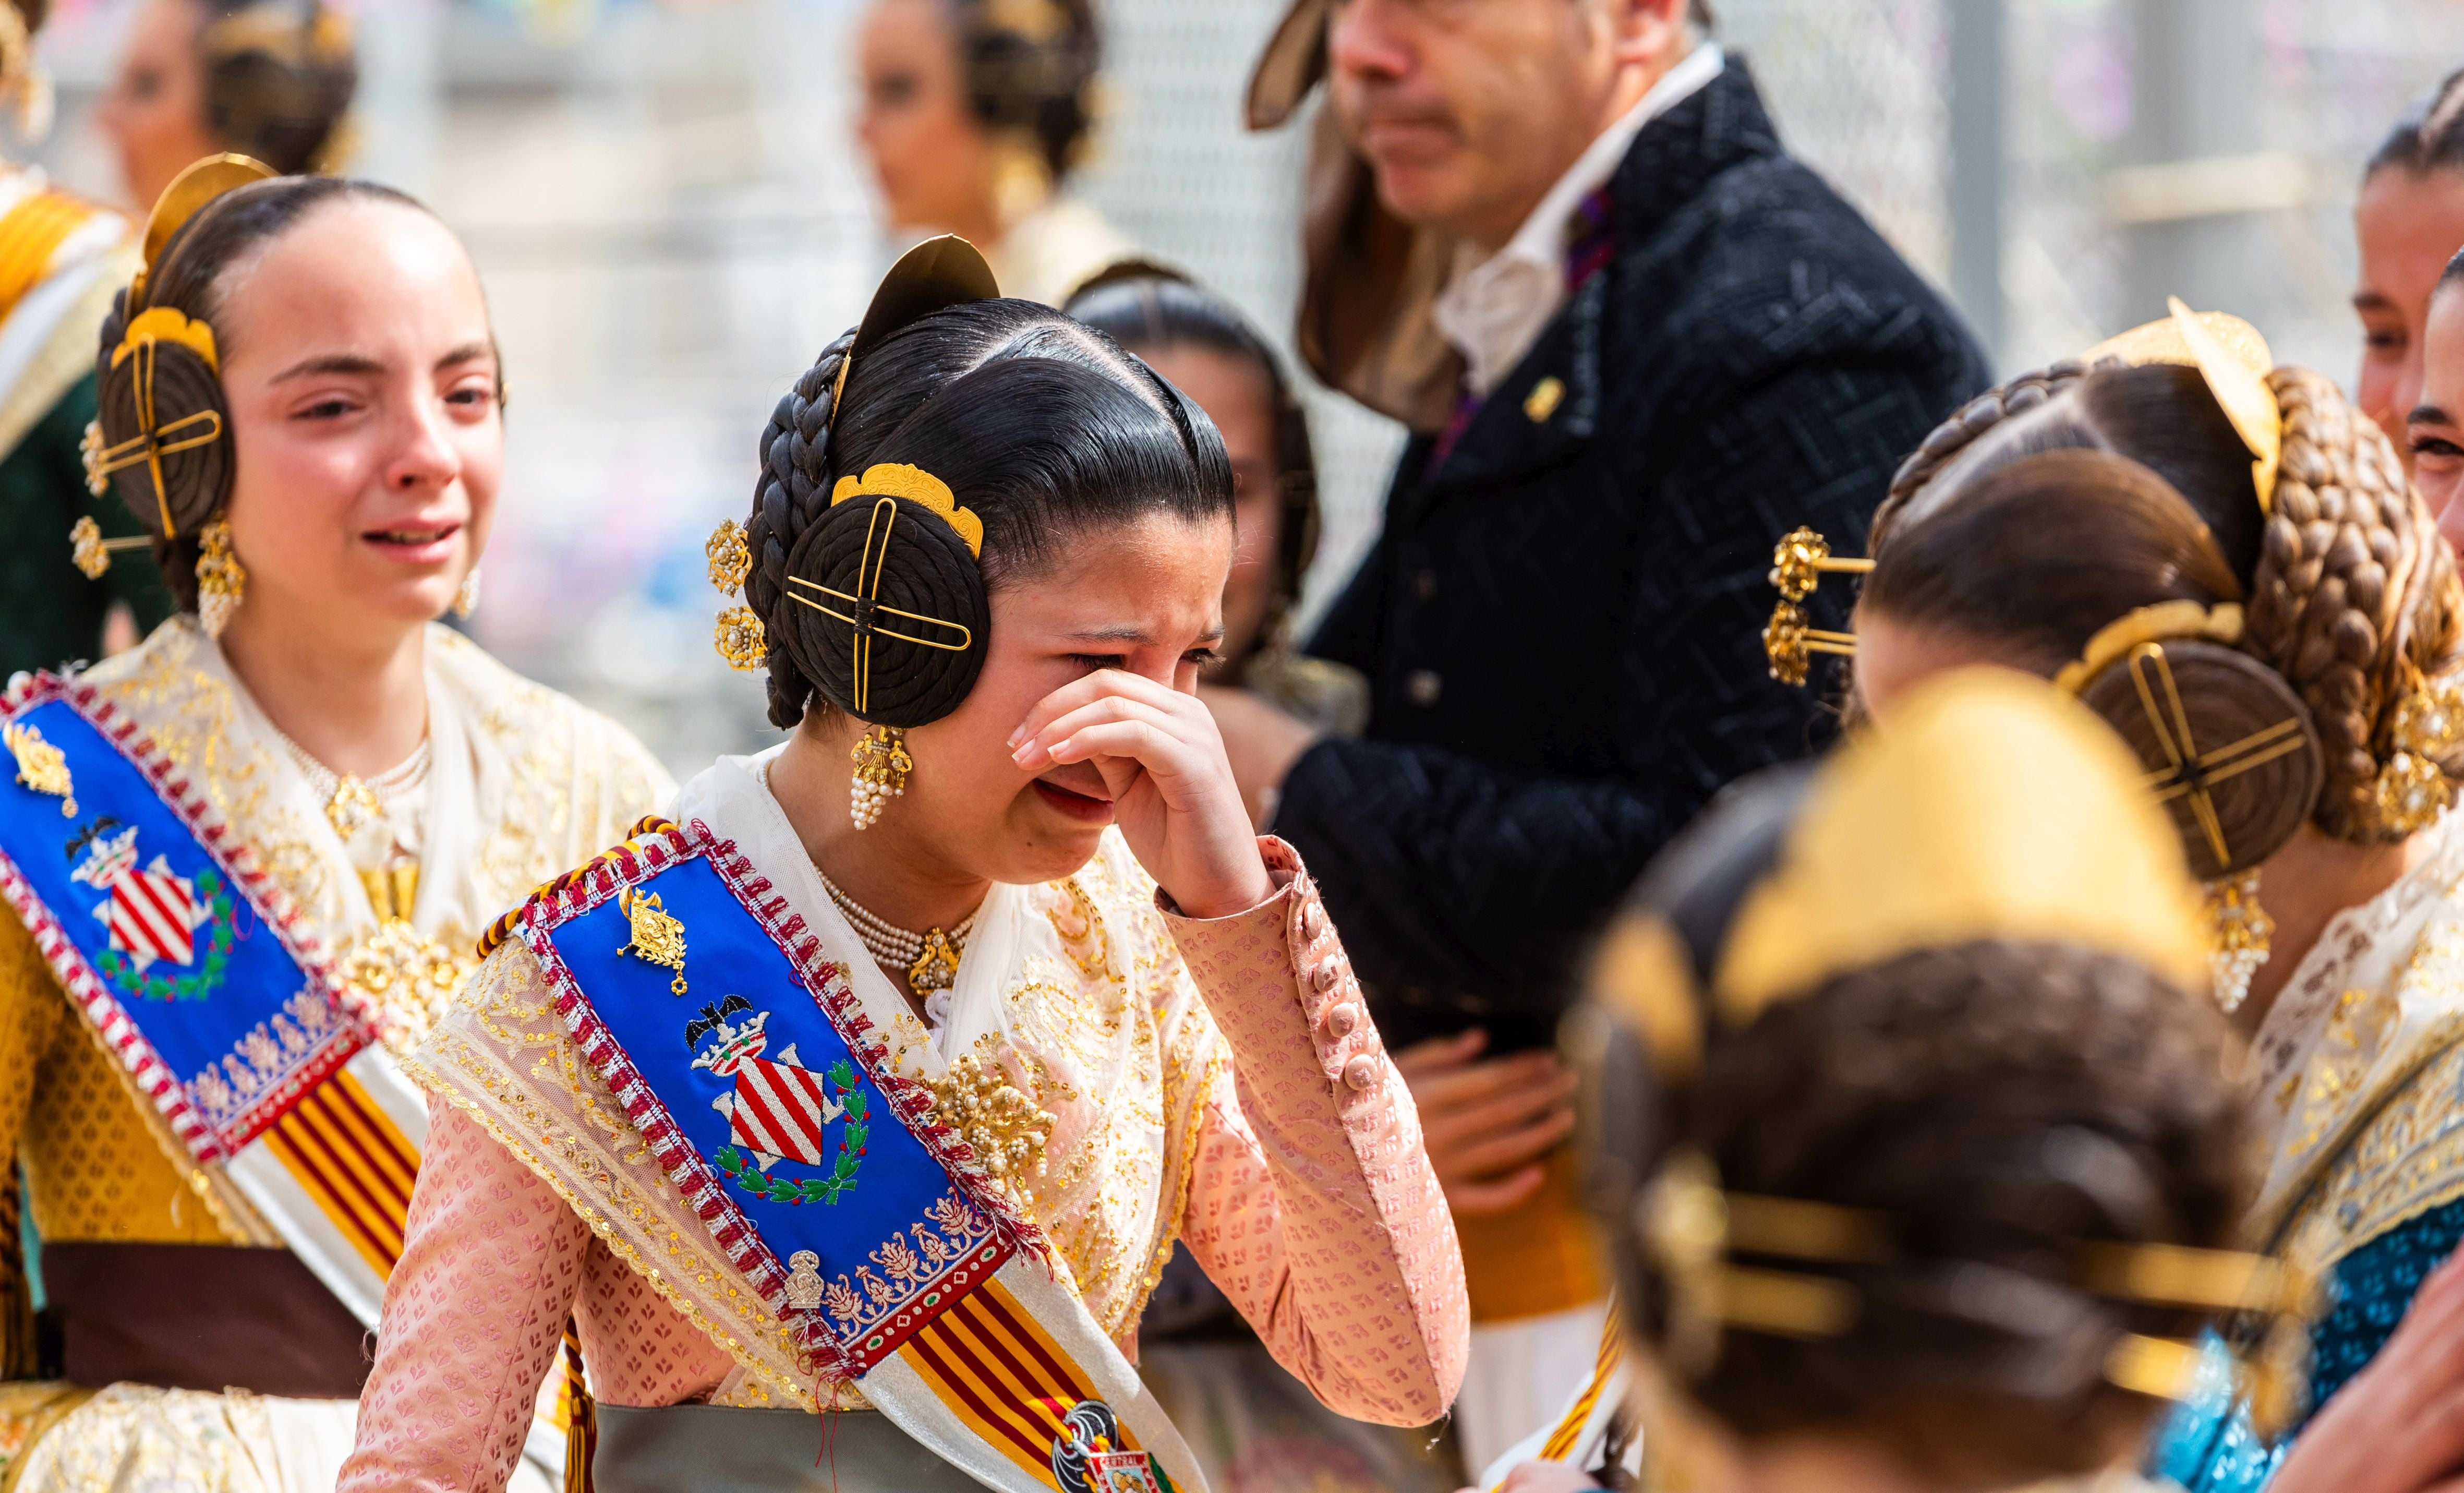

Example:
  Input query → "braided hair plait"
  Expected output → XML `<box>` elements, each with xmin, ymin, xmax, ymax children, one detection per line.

<box><xmin>1873</xmin><ymin>360</ymin><xmax>2093</xmax><ymax>550</ymax></box>
<box><xmin>747</xmin><ymin>332</ymin><xmax>852</xmax><ymax>729</ymax></box>
<box><xmin>2241</xmin><ymin>368</ymin><xmax>2464</xmax><ymax>839</ymax></box>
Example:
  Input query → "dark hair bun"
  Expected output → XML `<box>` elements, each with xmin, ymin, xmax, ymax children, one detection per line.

<box><xmin>775</xmin><ymin>493</ymin><xmax>989</xmax><ymax>728</ymax></box>
<box><xmin>93</xmin><ymin>293</ymin><xmax>234</xmax><ymax>541</ymax></box>
<box><xmin>2070</xmin><ymin>639</ymin><xmax>2323</xmax><ymax>880</ymax></box>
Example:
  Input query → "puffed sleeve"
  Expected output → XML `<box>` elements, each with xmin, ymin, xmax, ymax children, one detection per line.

<box><xmin>1156</xmin><ymin>836</ymin><xmax>1468</xmax><ymax>1425</ymax></box>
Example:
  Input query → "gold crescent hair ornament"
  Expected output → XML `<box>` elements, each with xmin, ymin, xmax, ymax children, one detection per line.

<box><xmin>831</xmin><ymin>235</ymin><xmax>1003</xmax><ymax>412</ymax></box>
<box><xmin>2083</xmin><ymin>299</ymin><xmax>2282</xmax><ymax>514</ymax></box>
<box><xmin>1761</xmin><ymin>527</ymin><xmax>1869</xmax><ymax>685</ymax></box>
<box><xmin>828</xmin><ymin>463</ymin><xmax>985</xmax><ymax>556</ymax></box>
<box><xmin>2051</xmin><ymin>601</ymin><xmax>2245</xmax><ymax>696</ymax></box>
<box><xmin>130</xmin><ymin>152</ymin><xmax>275</xmax><ymax>306</ymax></box>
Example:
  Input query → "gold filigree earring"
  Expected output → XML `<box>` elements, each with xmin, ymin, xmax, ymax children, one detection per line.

<box><xmin>195</xmin><ymin>517</ymin><xmax>245</xmax><ymax>638</ymax></box>
<box><xmin>2203</xmin><ymin>869</ymin><xmax>2272</xmax><ymax>1015</ymax></box>
<box><xmin>850</xmin><ymin>725</ymin><xmax>911</xmax><ymax>830</ymax></box>
<box><xmin>453</xmin><ymin>565</ymin><xmax>481</xmax><ymax>619</ymax></box>
<box><xmin>2371</xmin><ymin>679</ymin><xmax>2464</xmax><ymax>836</ymax></box>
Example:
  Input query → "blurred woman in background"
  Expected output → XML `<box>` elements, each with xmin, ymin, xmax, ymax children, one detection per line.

<box><xmin>0</xmin><ymin>0</ymin><xmax>175</xmax><ymax>679</ymax></box>
<box><xmin>97</xmin><ymin>0</ymin><xmax>356</xmax><ymax>211</ymax></box>
<box><xmin>855</xmin><ymin>0</ymin><xmax>1131</xmax><ymax>304</ymax></box>
<box><xmin>2355</xmin><ymin>64</ymin><xmax>2464</xmax><ymax>463</ymax></box>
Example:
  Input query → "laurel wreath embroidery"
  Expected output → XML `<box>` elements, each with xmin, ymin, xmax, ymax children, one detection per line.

<box><xmin>712</xmin><ymin>1057</ymin><xmax>869</xmax><ymax>1205</ymax></box>
<box><xmin>96</xmin><ymin>866</ymin><xmax>235</xmax><ymax>1002</ymax></box>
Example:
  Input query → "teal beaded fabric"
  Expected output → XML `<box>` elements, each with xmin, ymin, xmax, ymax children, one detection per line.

<box><xmin>2151</xmin><ymin>1197</ymin><xmax>2464</xmax><ymax>1490</ymax></box>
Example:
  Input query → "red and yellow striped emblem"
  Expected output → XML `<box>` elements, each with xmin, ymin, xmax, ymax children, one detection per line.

<box><xmin>899</xmin><ymin>1277</ymin><xmax>1146</xmax><ymax>1488</ymax></box>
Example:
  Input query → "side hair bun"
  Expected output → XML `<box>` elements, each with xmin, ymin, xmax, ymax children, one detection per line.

<box><xmin>2068</xmin><ymin>639</ymin><xmax>2323</xmax><ymax>880</ymax></box>
<box><xmin>777</xmin><ymin>487</ymin><xmax>989</xmax><ymax>727</ymax></box>
<box><xmin>92</xmin><ymin>290</ymin><xmax>234</xmax><ymax>592</ymax></box>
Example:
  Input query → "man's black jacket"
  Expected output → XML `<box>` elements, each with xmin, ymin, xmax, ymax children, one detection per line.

<box><xmin>1276</xmin><ymin>58</ymin><xmax>1992</xmax><ymax>1052</ymax></box>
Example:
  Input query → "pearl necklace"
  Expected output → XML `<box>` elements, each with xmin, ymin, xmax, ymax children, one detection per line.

<box><xmin>815</xmin><ymin>867</ymin><xmax>979</xmax><ymax>995</ymax></box>
<box><xmin>272</xmin><ymin>729</ymin><xmax>431</xmax><ymax>840</ymax></box>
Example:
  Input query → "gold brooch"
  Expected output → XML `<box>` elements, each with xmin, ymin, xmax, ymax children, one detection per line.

<box><xmin>926</xmin><ymin>1053</ymin><xmax>1052</xmax><ymax>1193</ymax></box>
<box><xmin>714</xmin><ymin>605</ymin><xmax>767</xmax><ymax>672</ymax></box>
<box><xmin>2372</xmin><ymin>679</ymin><xmax>2464</xmax><ymax>835</ymax></box>
<box><xmin>615</xmin><ymin>886</ymin><xmax>689</xmax><ymax>995</ymax></box>
<box><xmin>66</xmin><ymin>514</ymin><xmax>152</xmax><ymax>581</ymax></box>
<box><xmin>4</xmin><ymin>722</ymin><xmax>75</xmax><ymax>816</ymax></box>
<box><xmin>343</xmin><ymin>918</ymin><xmax>476</xmax><ymax>1056</ymax></box>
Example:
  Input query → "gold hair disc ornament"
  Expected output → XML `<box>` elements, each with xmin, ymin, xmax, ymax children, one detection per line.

<box><xmin>1761</xmin><ymin>527</ymin><xmax>1868</xmax><ymax>685</ymax></box>
<box><xmin>2085</xmin><ymin>298</ymin><xmax>2281</xmax><ymax>513</ymax></box>
<box><xmin>787</xmin><ymin>464</ymin><xmax>983</xmax><ymax>717</ymax></box>
<box><xmin>1714</xmin><ymin>670</ymin><xmax>2208</xmax><ymax>1029</ymax></box>
<box><xmin>130</xmin><ymin>153</ymin><xmax>275</xmax><ymax>305</ymax></box>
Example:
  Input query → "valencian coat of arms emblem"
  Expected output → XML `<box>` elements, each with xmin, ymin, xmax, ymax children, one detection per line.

<box><xmin>68</xmin><ymin>818</ymin><xmax>234</xmax><ymax>1001</ymax></box>
<box><xmin>692</xmin><ymin>994</ymin><xmax>870</xmax><ymax>1205</ymax></box>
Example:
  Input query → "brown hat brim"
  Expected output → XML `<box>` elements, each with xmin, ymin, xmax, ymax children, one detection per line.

<box><xmin>1246</xmin><ymin>0</ymin><xmax>1327</xmax><ymax>130</ymax></box>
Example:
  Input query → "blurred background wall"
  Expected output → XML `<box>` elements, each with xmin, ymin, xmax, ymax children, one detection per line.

<box><xmin>16</xmin><ymin>0</ymin><xmax>2460</xmax><ymax>775</ymax></box>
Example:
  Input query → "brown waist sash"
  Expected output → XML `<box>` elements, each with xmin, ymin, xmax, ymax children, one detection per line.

<box><xmin>42</xmin><ymin>1242</ymin><xmax>369</xmax><ymax>1398</ymax></box>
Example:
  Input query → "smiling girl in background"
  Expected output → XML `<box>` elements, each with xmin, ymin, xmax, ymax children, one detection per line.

<box><xmin>0</xmin><ymin>160</ymin><xmax>668</xmax><ymax>1490</ymax></box>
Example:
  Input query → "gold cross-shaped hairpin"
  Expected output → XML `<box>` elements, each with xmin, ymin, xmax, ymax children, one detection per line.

<box><xmin>786</xmin><ymin>497</ymin><xmax>975</xmax><ymax>715</ymax></box>
<box><xmin>2122</xmin><ymin>643</ymin><xmax>2308</xmax><ymax>869</ymax></box>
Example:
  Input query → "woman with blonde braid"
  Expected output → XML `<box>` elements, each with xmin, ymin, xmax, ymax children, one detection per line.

<box><xmin>0</xmin><ymin>161</ymin><xmax>669</xmax><ymax>1489</ymax></box>
<box><xmin>1754</xmin><ymin>305</ymin><xmax>2464</xmax><ymax>1490</ymax></box>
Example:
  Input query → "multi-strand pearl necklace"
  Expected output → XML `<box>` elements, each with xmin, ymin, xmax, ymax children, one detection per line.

<box><xmin>816</xmin><ymin>867</ymin><xmax>979</xmax><ymax>995</ymax></box>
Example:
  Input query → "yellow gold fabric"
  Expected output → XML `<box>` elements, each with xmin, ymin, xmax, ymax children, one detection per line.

<box><xmin>1453</xmin><ymin>1149</ymin><xmax>1604</xmax><ymax>1323</ymax></box>
<box><xmin>1715</xmin><ymin>669</ymin><xmax>2208</xmax><ymax>1024</ymax></box>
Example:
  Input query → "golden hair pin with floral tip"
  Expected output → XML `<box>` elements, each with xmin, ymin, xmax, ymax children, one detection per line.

<box><xmin>1762</xmin><ymin>527</ymin><xmax>1868</xmax><ymax>685</ymax></box>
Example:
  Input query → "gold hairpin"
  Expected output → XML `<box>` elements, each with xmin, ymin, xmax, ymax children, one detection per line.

<box><xmin>1764</xmin><ymin>528</ymin><xmax>1869</xmax><ymax>685</ymax></box>
<box><xmin>1640</xmin><ymin>1147</ymin><xmax>2318</xmax><ymax>1419</ymax></box>
<box><xmin>787</xmin><ymin>496</ymin><xmax>975</xmax><ymax>716</ymax></box>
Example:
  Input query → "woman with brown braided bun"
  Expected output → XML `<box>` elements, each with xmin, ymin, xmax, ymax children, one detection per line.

<box><xmin>98</xmin><ymin>0</ymin><xmax>357</xmax><ymax>211</ymax></box>
<box><xmin>1814</xmin><ymin>310</ymin><xmax>2464</xmax><ymax>1493</ymax></box>
<box><xmin>0</xmin><ymin>163</ymin><xmax>668</xmax><ymax>1490</ymax></box>
<box><xmin>1477</xmin><ymin>669</ymin><xmax>2286</xmax><ymax>1493</ymax></box>
<box><xmin>341</xmin><ymin>238</ymin><xmax>1464</xmax><ymax>1493</ymax></box>
<box><xmin>855</xmin><ymin>0</ymin><xmax>1132</xmax><ymax>304</ymax></box>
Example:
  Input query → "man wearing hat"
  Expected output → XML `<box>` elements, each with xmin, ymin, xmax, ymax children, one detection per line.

<box><xmin>1214</xmin><ymin>0</ymin><xmax>1989</xmax><ymax>1467</ymax></box>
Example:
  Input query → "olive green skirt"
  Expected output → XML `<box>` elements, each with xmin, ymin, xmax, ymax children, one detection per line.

<box><xmin>593</xmin><ymin>1405</ymin><xmax>981</xmax><ymax>1493</ymax></box>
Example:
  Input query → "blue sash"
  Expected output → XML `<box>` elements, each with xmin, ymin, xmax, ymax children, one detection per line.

<box><xmin>513</xmin><ymin>817</ymin><xmax>1197</xmax><ymax>1493</ymax></box>
<box><xmin>0</xmin><ymin>673</ymin><xmax>368</xmax><ymax>1163</ymax></box>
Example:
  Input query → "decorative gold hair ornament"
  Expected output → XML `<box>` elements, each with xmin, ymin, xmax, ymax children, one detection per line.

<box><xmin>1762</xmin><ymin>527</ymin><xmax>1869</xmax><ymax>684</ymax></box>
<box><xmin>2086</xmin><ymin>298</ymin><xmax>2282</xmax><ymax>513</ymax></box>
<box><xmin>782</xmin><ymin>466</ymin><xmax>982</xmax><ymax>715</ymax></box>
<box><xmin>1639</xmin><ymin>1145</ymin><xmax>2322</xmax><ymax>1433</ymax></box>
<box><xmin>130</xmin><ymin>153</ymin><xmax>275</xmax><ymax>306</ymax></box>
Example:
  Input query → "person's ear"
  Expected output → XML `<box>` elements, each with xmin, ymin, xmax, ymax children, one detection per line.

<box><xmin>1608</xmin><ymin>0</ymin><xmax>1690</xmax><ymax>69</ymax></box>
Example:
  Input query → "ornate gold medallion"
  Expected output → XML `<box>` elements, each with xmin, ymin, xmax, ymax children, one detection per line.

<box><xmin>4</xmin><ymin>721</ymin><xmax>75</xmax><ymax>816</ymax></box>
<box><xmin>926</xmin><ymin>1052</ymin><xmax>1052</xmax><ymax>1193</ymax></box>
<box><xmin>908</xmin><ymin>926</ymin><xmax>962</xmax><ymax>994</ymax></box>
<box><xmin>714</xmin><ymin>605</ymin><xmax>766</xmax><ymax>672</ymax></box>
<box><xmin>343</xmin><ymin>918</ymin><xmax>475</xmax><ymax>1055</ymax></box>
<box><xmin>325</xmin><ymin>774</ymin><xmax>381</xmax><ymax>839</ymax></box>
<box><xmin>615</xmin><ymin>886</ymin><xmax>689</xmax><ymax>995</ymax></box>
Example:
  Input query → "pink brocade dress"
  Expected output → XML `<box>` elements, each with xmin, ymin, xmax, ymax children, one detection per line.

<box><xmin>338</xmin><ymin>829</ymin><xmax>1469</xmax><ymax>1492</ymax></box>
